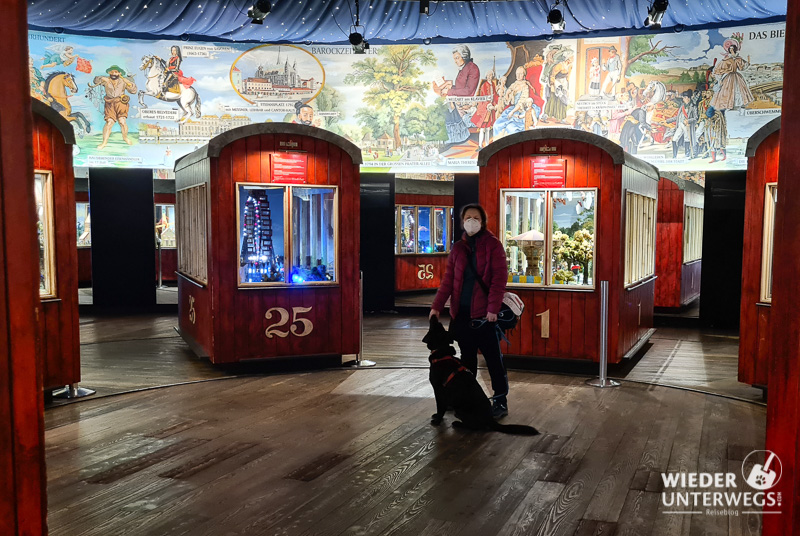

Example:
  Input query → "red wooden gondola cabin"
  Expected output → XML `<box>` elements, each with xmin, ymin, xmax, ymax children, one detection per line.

<box><xmin>739</xmin><ymin>117</ymin><xmax>780</xmax><ymax>388</ymax></box>
<box><xmin>174</xmin><ymin>123</ymin><xmax>362</xmax><ymax>364</ymax></box>
<box><xmin>31</xmin><ymin>99</ymin><xmax>81</xmax><ymax>390</ymax></box>
<box><xmin>654</xmin><ymin>173</ymin><xmax>704</xmax><ymax>309</ymax></box>
<box><xmin>395</xmin><ymin>178</ymin><xmax>453</xmax><ymax>292</ymax></box>
<box><xmin>478</xmin><ymin>129</ymin><xmax>660</xmax><ymax>363</ymax></box>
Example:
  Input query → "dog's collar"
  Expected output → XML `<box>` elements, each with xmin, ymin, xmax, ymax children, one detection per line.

<box><xmin>431</xmin><ymin>355</ymin><xmax>457</xmax><ymax>364</ymax></box>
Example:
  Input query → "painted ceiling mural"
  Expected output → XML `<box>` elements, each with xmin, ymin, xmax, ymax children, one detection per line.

<box><xmin>29</xmin><ymin>22</ymin><xmax>784</xmax><ymax>172</ymax></box>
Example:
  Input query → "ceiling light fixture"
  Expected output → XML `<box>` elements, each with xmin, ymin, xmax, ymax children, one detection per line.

<box><xmin>420</xmin><ymin>0</ymin><xmax>430</xmax><ymax>15</ymax></box>
<box><xmin>349</xmin><ymin>0</ymin><xmax>369</xmax><ymax>54</ymax></box>
<box><xmin>644</xmin><ymin>0</ymin><xmax>668</xmax><ymax>29</ymax></box>
<box><xmin>547</xmin><ymin>5</ymin><xmax>565</xmax><ymax>33</ymax></box>
<box><xmin>247</xmin><ymin>0</ymin><xmax>271</xmax><ymax>24</ymax></box>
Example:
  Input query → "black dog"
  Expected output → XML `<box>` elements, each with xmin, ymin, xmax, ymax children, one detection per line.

<box><xmin>422</xmin><ymin>316</ymin><xmax>539</xmax><ymax>436</ymax></box>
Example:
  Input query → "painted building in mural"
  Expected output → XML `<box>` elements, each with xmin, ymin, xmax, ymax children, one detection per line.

<box><xmin>28</xmin><ymin>23</ymin><xmax>785</xmax><ymax>173</ymax></box>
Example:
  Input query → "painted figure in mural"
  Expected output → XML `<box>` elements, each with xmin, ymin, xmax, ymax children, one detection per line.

<box><xmin>522</xmin><ymin>54</ymin><xmax>546</xmax><ymax>112</ymax></box>
<box><xmin>619</xmin><ymin>101</ymin><xmax>650</xmax><ymax>155</ymax></box>
<box><xmin>90</xmin><ymin>65</ymin><xmax>138</xmax><ymax>149</ymax></box>
<box><xmin>433</xmin><ymin>45</ymin><xmax>480</xmax><ymax>148</ymax></box>
<box><xmin>41</xmin><ymin>44</ymin><xmax>77</xmax><ymax>70</ymax></box>
<box><xmin>292</xmin><ymin>101</ymin><xmax>322</xmax><ymax>127</ymax></box>
<box><xmin>588</xmin><ymin>58</ymin><xmax>601</xmax><ymax>96</ymax></box>
<box><xmin>601</xmin><ymin>46</ymin><xmax>622</xmax><ymax>98</ymax></box>
<box><xmin>541</xmin><ymin>55</ymin><xmax>573</xmax><ymax>123</ymax></box>
<box><xmin>698</xmin><ymin>90</ymin><xmax>728</xmax><ymax>162</ymax></box>
<box><xmin>493</xmin><ymin>66</ymin><xmax>540</xmax><ymax>139</ymax></box>
<box><xmin>667</xmin><ymin>90</ymin><xmax>699</xmax><ymax>158</ymax></box>
<box><xmin>471</xmin><ymin>69</ymin><xmax>499</xmax><ymax>149</ymax></box>
<box><xmin>43</xmin><ymin>71</ymin><xmax>92</xmax><ymax>137</ymax></box>
<box><xmin>156</xmin><ymin>46</ymin><xmax>196</xmax><ymax>96</ymax></box>
<box><xmin>29</xmin><ymin>56</ymin><xmax>45</xmax><ymax>98</ymax></box>
<box><xmin>608</xmin><ymin>91</ymin><xmax>631</xmax><ymax>137</ymax></box>
<box><xmin>138</xmin><ymin>54</ymin><xmax>202</xmax><ymax>122</ymax></box>
<box><xmin>710</xmin><ymin>33</ymin><xmax>754</xmax><ymax>112</ymax></box>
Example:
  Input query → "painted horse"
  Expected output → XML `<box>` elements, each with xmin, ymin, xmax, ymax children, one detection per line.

<box><xmin>643</xmin><ymin>79</ymin><xmax>667</xmax><ymax>105</ymax></box>
<box><xmin>43</xmin><ymin>71</ymin><xmax>91</xmax><ymax>137</ymax></box>
<box><xmin>138</xmin><ymin>55</ymin><xmax>201</xmax><ymax>123</ymax></box>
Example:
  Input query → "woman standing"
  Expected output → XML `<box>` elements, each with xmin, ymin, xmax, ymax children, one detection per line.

<box><xmin>430</xmin><ymin>204</ymin><xmax>511</xmax><ymax>418</ymax></box>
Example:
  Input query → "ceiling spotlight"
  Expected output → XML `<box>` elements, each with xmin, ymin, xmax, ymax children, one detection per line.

<box><xmin>423</xmin><ymin>37</ymin><xmax>432</xmax><ymax>45</ymax></box>
<box><xmin>644</xmin><ymin>0</ymin><xmax>668</xmax><ymax>29</ymax></box>
<box><xmin>420</xmin><ymin>0</ymin><xmax>430</xmax><ymax>15</ymax></box>
<box><xmin>247</xmin><ymin>0</ymin><xmax>271</xmax><ymax>24</ymax></box>
<box><xmin>349</xmin><ymin>30</ymin><xmax>369</xmax><ymax>53</ymax></box>
<box><xmin>547</xmin><ymin>7</ymin><xmax>565</xmax><ymax>33</ymax></box>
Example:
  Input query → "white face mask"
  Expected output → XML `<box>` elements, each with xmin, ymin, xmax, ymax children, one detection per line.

<box><xmin>464</xmin><ymin>218</ymin><xmax>482</xmax><ymax>236</ymax></box>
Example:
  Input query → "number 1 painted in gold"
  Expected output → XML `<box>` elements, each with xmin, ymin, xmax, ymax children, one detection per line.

<box><xmin>536</xmin><ymin>309</ymin><xmax>550</xmax><ymax>339</ymax></box>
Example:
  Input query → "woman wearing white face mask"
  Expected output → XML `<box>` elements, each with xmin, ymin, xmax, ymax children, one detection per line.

<box><xmin>430</xmin><ymin>203</ymin><xmax>511</xmax><ymax>419</ymax></box>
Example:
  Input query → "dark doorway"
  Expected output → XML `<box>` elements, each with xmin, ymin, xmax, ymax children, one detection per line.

<box><xmin>89</xmin><ymin>169</ymin><xmax>157</xmax><ymax>310</ymax></box>
<box><xmin>453</xmin><ymin>173</ymin><xmax>480</xmax><ymax>237</ymax></box>
<box><xmin>699</xmin><ymin>171</ymin><xmax>746</xmax><ymax>329</ymax></box>
<box><xmin>360</xmin><ymin>175</ymin><xmax>395</xmax><ymax>312</ymax></box>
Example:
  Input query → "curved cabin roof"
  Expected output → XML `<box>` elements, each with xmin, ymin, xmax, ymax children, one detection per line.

<box><xmin>745</xmin><ymin>117</ymin><xmax>780</xmax><ymax>157</ymax></box>
<box><xmin>175</xmin><ymin>123</ymin><xmax>363</xmax><ymax>172</ymax></box>
<box><xmin>660</xmin><ymin>172</ymin><xmax>705</xmax><ymax>194</ymax></box>
<box><xmin>31</xmin><ymin>98</ymin><xmax>76</xmax><ymax>145</ymax></box>
<box><xmin>477</xmin><ymin>128</ymin><xmax>660</xmax><ymax>181</ymax></box>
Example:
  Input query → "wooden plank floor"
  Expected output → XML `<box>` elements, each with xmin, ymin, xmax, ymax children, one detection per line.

<box><xmin>45</xmin><ymin>369</ymin><xmax>766</xmax><ymax>536</ymax></box>
<box><xmin>66</xmin><ymin>313</ymin><xmax>763</xmax><ymax>403</ymax></box>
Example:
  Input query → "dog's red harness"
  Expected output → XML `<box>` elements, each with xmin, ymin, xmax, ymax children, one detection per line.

<box><xmin>431</xmin><ymin>355</ymin><xmax>468</xmax><ymax>386</ymax></box>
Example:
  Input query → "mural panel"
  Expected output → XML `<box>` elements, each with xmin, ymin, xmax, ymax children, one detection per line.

<box><xmin>28</xmin><ymin>23</ymin><xmax>784</xmax><ymax>172</ymax></box>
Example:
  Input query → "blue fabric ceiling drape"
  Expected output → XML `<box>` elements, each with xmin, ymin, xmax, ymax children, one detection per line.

<box><xmin>28</xmin><ymin>0</ymin><xmax>787</xmax><ymax>44</ymax></box>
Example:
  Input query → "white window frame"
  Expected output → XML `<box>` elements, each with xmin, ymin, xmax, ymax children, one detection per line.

<box><xmin>500</xmin><ymin>188</ymin><xmax>598</xmax><ymax>289</ymax></box>
<box><xmin>760</xmin><ymin>183</ymin><xmax>778</xmax><ymax>303</ymax></box>
<box><xmin>624</xmin><ymin>191</ymin><xmax>657</xmax><ymax>287</ymax></box>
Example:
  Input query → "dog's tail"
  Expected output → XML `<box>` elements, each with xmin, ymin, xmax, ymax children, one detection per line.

<box><xmin>489</xmin><ymin>421</ymin><xmax>540</xmax><ymax>436</ymax></box>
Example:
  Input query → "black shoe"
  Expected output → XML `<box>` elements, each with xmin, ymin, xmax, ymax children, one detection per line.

<box><xmin>491</xmin><ymin>400</ymin><xmax>508</xmax><ymax>419</ymax></box>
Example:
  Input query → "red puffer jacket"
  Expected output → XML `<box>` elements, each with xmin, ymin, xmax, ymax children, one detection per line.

<box><xmin>432</xmin><ymin>230</ymin><xmax>508</xmax><ymax>319</ymax></box>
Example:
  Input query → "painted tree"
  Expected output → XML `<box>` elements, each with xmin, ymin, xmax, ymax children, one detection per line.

<box><xmin>400</xmin><ymin>100</ymin><xmax>447</xmax><ymax>142</ymax></box>
<box><xmin>553</xmin><ymin>228</ymin><xmax>594</xmax><ymax>282</ymax></box>
<box><xmin>344</xmin><ymin>45</ymin><xmax>437</xmax><ymax>148</ymax></box>
<box><xmin>620</xmin><ymin>35</ymin><xmax>676</xmax><ymax>85</ymax></box>
<box><xmin>314</xmin><ymin>85</ymin><xmax>345</xmax><ymax>134</ymax></box>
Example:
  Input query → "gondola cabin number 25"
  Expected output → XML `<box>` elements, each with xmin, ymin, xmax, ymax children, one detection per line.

<box><xmin>265</xmin><ymin>306</ymin><xmax>314</xmax><ymax>338</ymax></box>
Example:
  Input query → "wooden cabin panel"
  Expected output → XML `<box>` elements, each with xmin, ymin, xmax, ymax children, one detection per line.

<box><xmin>680</xmin><ymin>261</ymin><xmax>701</xmax><ymax>305</ymax></box>
<box><xmin>395</xmin><ymin>255</ymin><xmax>447</xmax><ymax>291</ymax></box>
<box><xmin>178</xmin><ymin>276</ymin><xmax>212</xmax><ymax>358</ymax></box>
<box><xmin>32</xmin><ymin>116</ymin><xmax>80</xmax><ymax>389</ymax></box>
<box><xmin>753</xmin><ymin>305</ymin><xmax>772</xmax><ymax>387</ymax></box>
<box><xmin>395</xmin><ymin>193</ymin><xmax>453</xmax><ymax>206</ymax></box>
<box><xmin>739</xmin><ymin>130</ymin><xmax>779</xmax><ymax>384</ymax></box>
<box><xmin>655</xmin><ymin>222</ymin><xmax>681</xmax><ymax>308</ymax></box>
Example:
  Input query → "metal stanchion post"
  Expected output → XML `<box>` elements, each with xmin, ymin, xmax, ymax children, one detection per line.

<box><xmin>52</xmin><ymin>383</ymin><xmax>96</xmax><ymax>399</ymax></box>
<box><xmin>586</xmin><ymin>280</ymin><xmax>620</xmax><ymax>388</ymax></box>
<box><xmin>352</xmin><ymin>270</ymin><xmax>375</xmax><ymax>367</ymax></box>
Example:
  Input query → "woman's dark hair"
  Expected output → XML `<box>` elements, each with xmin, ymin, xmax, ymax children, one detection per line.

<box><xmin>460</xmin><ymin>203</ymin><xmax>487</xmax><ymax>231</ymax></box>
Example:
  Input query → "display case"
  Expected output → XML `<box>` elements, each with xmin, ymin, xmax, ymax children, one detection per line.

<box><xmin>76</xmin><ymin>202</ymin><xmax>91</xmax><ymax>247</ymax></box>
<box><xmin>394</xmin><ymin>178</ymin><xmax>455</xmax><ymax>292</ymax></box>
<box><xmin>478</xmin><ymin>129</ymin><xmax>659</xmax><ymax>363</ymax></box>
<box><xmin>739</xmin><ymin>117</ymin><xmax>780</xmax><ymax>387</ymax></box>
<box><xmin>174</xmin><ymin>123</ymin><xmax>362</xmax><ymax>364</ymax></box>
<box><xmin>155</xmin><ymin>203</ymin><xmax>176</xmax><ymax>248</ymax></box>
<box><xmin>31</xmin><ymin>99</ymin><xmax>81</xmax><ymax>390</ymax></box>
<box><xmin>154</xmin><ymin>193</ymin><xmax>178</xmax><ymax>283</ymax></box>
<box><xmin>654</xmin><ymin>174</ymin><xmax>704</xmax><ymax>309</ymax></box>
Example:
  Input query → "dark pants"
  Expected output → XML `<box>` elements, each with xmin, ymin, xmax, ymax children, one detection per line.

<box><xmin>450</xmin><ymin>313</ymin><xmax>509</xmax><ymax>405</ymax></box>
